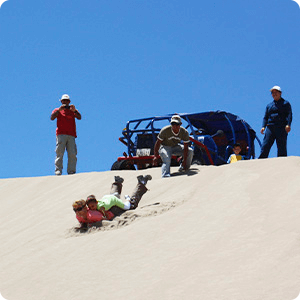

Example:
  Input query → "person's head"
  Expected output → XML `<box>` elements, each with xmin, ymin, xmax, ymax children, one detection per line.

<box><xmin>233</xmin><ymin>143</ymin><xmax>242</xmax><ymax>155</ymax></box>
<box><xmin>270</xmin><ymin>86</ymin><xmax>282</xmax><ymax>101</ymax></box>
<box><xmin>86</xmin><ymin>195</ymin><xmax>97</xmax><ymax>210</ymax></box>
<box><xmin>72</xmin><ymin>200</ymin><xmax>87</xmax><ymax>217</ymax></box>
<box><xmin>60</xmin><ymin>94</ymin><xmax>71</xmax><ymax>106</ymax></box>
<box><xmin>170</xmin><ymin>115</ymin><xmax>182</xmax><ymax>134</ymax></box>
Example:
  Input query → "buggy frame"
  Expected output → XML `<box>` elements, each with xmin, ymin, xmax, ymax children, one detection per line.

<box><xmin>111</xmin><ymin>111</ymin><xmax>261</xmax><ymax>170</ymax></box>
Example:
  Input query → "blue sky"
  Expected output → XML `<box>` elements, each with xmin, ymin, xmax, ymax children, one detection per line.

<box><xmin>0</xmin><ymin>0</ymin><xmax>299</xmax><ymax>178</ymax></box>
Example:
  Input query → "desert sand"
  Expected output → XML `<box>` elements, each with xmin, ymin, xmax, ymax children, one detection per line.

<box><xmin>1</xmin><ymin>157</ymin><xmax>300</xmax><ymax>300</ymax></box>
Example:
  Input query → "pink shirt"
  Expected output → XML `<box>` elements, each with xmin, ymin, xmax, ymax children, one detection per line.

<box><xmin>76</xmin><ymin>209</ymin><xmax>114</xmax><ymax>224</ymax></box>
<box><xmin>76</xmin><ymin>209</ymin><xmax>104</xmax><ymax>224</ymax></box>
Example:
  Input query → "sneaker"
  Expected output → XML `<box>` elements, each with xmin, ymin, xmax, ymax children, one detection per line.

<box><xmin>55</xmin><ymin>170</ymin><xmax>62</xmax><ymax>176</ymax></box>
<box><xmin>137</xmin><ymin>175</ymin><xmax>144</xmax><ymax>184</ymax></box>
<box><xmin>144</xmin><ymin>174</ymin><xmax>152</xmax><ymax>182</ymax></box>
<box><xmin>137</xmin><ymin>174</ymin><xmax>152</xmax><ymax>185</ymax></box>
<box><xmin>178</xmin><ymin>166</ymin><xmax>185</xmax><ymax>173</ymax></box>
<box><xmin>114</xmin><ymin>176</ymin><xmax>124</xmax><ymax>183</ymax></box>
<box><xmin>124</xmin><ymin>195</ymin><xmax>131</xmax><ymax>201</ymax></box>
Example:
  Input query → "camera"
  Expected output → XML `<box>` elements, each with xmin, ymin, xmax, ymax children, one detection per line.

<box><xmin>63</xmin><ymin>105</ymin><xmax>70</xmax><ymax>109</ymax></box>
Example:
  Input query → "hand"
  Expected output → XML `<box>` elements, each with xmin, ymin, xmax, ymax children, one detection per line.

<box><xmin>59</xmin><ymin>104</ymin><xmax>70</xmax><ymax>111</ymax></box>
<box><xmin>260</xmin><ymin>127</ymin><xmax>265</xmax><ymax>134</ymax></box>
<box><xmin>285</xmin><ymin>125</ymin><xmax>291</xmax><ymax>133</ymax></box>
<box><xmin>70</xmin><ymin>104</ymin><xmax>76</xmax><ymax>112</ymax></box>
<box><xmin>153</xmin><ymin>156</ymin><xmax>159</xmax><ymax>166</ymax></box>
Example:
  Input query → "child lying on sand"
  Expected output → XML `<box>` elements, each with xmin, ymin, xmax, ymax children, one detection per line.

<box><xmin>72</xmin><ymin>175</ymin><xmax>152</xmax><ymax>228</ymax></box>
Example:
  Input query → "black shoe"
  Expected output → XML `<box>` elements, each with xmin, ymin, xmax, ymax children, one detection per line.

<box><xmin>114</xmin><ymin>176</ymin><xmax>124</xmax><ymax>183</ymax></box>
<box><xmin>137</xmin><ymin>174</ymin><xmax>152</xmax><ymax>185</ymax></box>
<box><xmin>144</xmin><ymin>175</ymin><xmax>152</xmax><ymax>184</ymax></box>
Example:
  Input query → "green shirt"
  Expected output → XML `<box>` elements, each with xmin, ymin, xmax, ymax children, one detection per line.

<box><xmin>97</xmin><ymin>195</ymin><xmax>125</xmax><ymax>211</ymax></box>
<box><xmin>158</xmin><ymin>125</ymin><xmax>190</xmax><ymax>147</ymax></box>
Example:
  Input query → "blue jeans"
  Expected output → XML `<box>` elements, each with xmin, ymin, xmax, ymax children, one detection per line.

<box><xmin>159</xmin><ymin>144</ymin><xmax>193</xmax><ymax>177</ymax></box>
<box><xmin>259</xmin><ymin>126</ymin><xmax>288</xmax><ymax>158</ymax></box>
<box><xmin>55</xmin><ymin>135</ymin><xmax>77</xmax><ymax>174</ymax></box>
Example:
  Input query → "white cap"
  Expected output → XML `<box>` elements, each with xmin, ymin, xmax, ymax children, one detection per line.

<box><xmin>60</xmin><ymin>94</ymin><xmax>70</xmax><ymax>101</ymax></box>
<box><xmin>170</xmin><ymin>115</ymin><xmax>182</xmax><ymax>125</ymax></box>
<box><xmin>270</xmin><ymin>86</ymin><xmax>282</xmax><ymax>92</ymax></box>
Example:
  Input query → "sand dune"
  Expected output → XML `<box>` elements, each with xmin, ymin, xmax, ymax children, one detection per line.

<box><xmin>1</xmin><ymin>157</ymin><xmax>300</xmax><ymax>300</ymax></box>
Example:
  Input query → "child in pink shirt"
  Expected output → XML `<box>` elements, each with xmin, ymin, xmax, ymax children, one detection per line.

<box><xmin>72</xmin><ymin>175</ymin><xmax>152</xmax><ymax>229</ymax></box>
<box><xmin>72</xmin><ymin>200</ymin><xmax>105</xmax><ymax>225</ymax></box>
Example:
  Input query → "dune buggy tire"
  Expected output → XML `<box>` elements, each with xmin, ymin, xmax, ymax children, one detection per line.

<box><xmin>111</xmin><ymin>160</ymin><xmax>136</xmax><ymax>170</ymax></box>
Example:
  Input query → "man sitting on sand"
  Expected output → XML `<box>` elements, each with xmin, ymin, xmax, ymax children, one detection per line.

<box><xmin>72</xmin><ymin>175</ymin><xmax>152</xmax><ymax>228</ymax></box>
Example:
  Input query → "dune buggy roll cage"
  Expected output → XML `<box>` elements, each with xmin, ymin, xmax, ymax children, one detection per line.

<box><xmin>113</xmin><ymin>111</ymin><xmax>261</xmax><ymax>170</ymax></box>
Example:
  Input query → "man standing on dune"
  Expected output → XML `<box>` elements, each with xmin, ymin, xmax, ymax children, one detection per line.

<box><xmin>259</xmin><ymin>86</ymin><xmax>292</xmax><ymax>159</ymax></box>
<box><xmin>50</xmin><ymin>94</ymin><xmax>82</xmax><ymax>175</ymax></box>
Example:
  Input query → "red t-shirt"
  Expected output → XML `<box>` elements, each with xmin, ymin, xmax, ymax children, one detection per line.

<box><xmin>52</xmin><ymin>108</ymin><xmax>77</xmax><ymax>137</ymax></box>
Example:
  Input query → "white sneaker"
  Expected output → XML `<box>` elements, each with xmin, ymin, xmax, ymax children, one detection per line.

<box><xmin>178</xmin><ymin>166</ymin><xmax>185</xmax><ymax>173</ymax></box>
<box><xmin>124</xmin><ymin>195</ymin><xmax>131</xmax><ymax>201</ymax></box>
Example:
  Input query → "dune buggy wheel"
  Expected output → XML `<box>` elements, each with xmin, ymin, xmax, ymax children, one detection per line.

<box><xmin>111</xmin><ymin>160</ymin><xmax>136</xmax><ymax>170</ymax></box>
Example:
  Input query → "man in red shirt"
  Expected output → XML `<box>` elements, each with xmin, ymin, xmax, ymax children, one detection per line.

<box><xmin>51</xmin><ymin>94</ymin><xmax>82</xmax><ymax>175</ymax></box>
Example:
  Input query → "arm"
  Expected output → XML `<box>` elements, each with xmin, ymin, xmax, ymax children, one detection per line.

<box><xmin>182</xmin><ymin>142</ymin><xmax>189</xmax><ymax>170</ymax></box>
<box><xmin>76</xmin><ymin>214</ymin><xmax>88</xmax><ymax>224</ymax></box>
<box><xmin>261</xmin><ymin>105</ymin><xmax>269</xmax><ymax>134</ymax></box>
<box><xmin>153</xmin><ymin>139</ymin><xmax>162</xmax><ymax>166</ymax></box>
<box><xmin>50</xmin><ymin>108</ymin><xmax>60</xmax><ymax>120</ymax></box>
<box><xmin>286</xmin><ymin>102</ymin><xmax>292</xmax><ymax>133</ymax></box>
<box><xmin>70</xmin><ymin>105</ymin><xmax>82</xmax><ymax>120</ymax></box>
<box><xmin>75</xmin><ymin>110</ymin><xmax>81</xmax><ymax>120</ymax></box>
<box><xmin>227</xmin><ymin>155</ymin><xmax>231</xmax><ymax>164</ymax></box>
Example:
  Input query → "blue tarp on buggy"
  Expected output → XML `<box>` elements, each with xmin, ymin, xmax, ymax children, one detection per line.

<box><xmin>180</xmin><ymin>111</ymin><xmax>259</xmax><ymax>165</ymax></box>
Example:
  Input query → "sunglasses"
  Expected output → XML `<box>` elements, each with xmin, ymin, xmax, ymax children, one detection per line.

<box><xmin>73</xmin><ymin>206</ymin><xmax>85</xmax><ymax>212</ymax></box>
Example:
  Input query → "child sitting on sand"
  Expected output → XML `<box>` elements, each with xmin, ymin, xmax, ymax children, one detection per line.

<box><xmin>72</xmin><ymin>175</ymin><xmax>152</xmax><ymax>227</ymax></box>
<box><xmin>227</xmin><ymin>143</ymin><xmax>244</xmax><ymax>164</ymax></box>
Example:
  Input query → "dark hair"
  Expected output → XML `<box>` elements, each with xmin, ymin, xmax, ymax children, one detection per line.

<box><xmin>72</xmin><ymin>200</ymin><xmax>86</xmax><ymax>211</ymax></box>
<box><xmin>233</xmin><ymin>143</ymin><xmax>241</xmax><ymax>148</ymax></box>
<box><xmin>86</xmin><ymin>195</ymin><xmax>97</xmax><ymax>204</ymax></box>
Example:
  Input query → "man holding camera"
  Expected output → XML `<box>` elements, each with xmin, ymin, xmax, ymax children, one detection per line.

<box><xmin>50</xmin><ymin>94</ymin><xmax>82</xmax><ymax>175</ymax></box>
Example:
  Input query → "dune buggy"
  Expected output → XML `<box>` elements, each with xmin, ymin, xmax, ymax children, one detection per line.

<box><xmin>111</xmin><ymin>111</ymin><xmax>262</xmax><ymax>170</ymax></box>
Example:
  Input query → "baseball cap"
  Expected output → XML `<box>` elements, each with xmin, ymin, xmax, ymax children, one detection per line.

<box><xmin>60</xmin><ymin>94</ymin><xmax>70</xmax><ymax>101</ymax></box>
<box><xmin>170</xmin><ymin>115</ymin><xmax>182</xmax><ymax>125</ymax></box>
<box><xmin>270</xmin><ymin>86</ymin><xmax>282</xmax><ymax>92</ymax></box>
